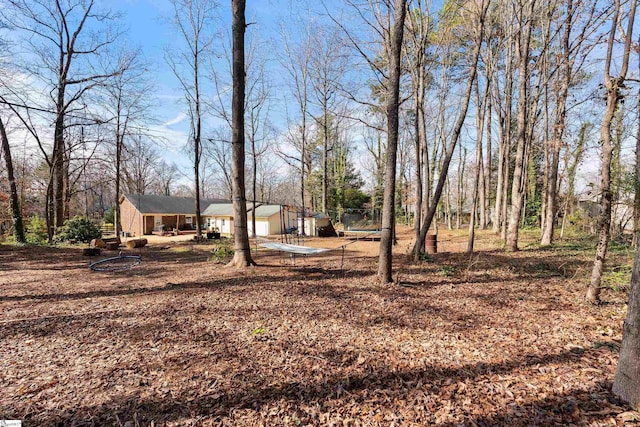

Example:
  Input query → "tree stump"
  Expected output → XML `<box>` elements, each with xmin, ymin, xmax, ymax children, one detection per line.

<box><xmin>91</xmin><ymin>238</ymin><xmax>105</xmax><ymax>248</ymax></box>
<box><xmin>125</xmin><ymin>238</ymin><xmax>148</xmax><ymax>249</ymax></box>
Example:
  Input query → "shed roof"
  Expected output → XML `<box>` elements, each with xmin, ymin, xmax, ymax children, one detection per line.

<box><xmin>122</xmin><ymin>194</ymin><xmax>227</xmax><ymax>215</ymax></box>
<box><xmin>249</xmin><ymin>205</ymin><xmax>282</xmax><ymax>218</ymax></box>
<box><xmin>203</xmin><ymin>203</ymin><xmax>286</xmax><ymax>218</ymax></box>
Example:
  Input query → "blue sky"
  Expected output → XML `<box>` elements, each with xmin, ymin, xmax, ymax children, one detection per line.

<box><xmin>106</xmin><ymin>0</ymin><xmax>341</xmax><ymax>174</ymax></box>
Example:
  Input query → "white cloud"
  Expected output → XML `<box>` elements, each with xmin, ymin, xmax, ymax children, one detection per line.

<box><xmin>163</xmin><ymin>112</ymin><xmax>188</xmax><ymax>127</ymax></box>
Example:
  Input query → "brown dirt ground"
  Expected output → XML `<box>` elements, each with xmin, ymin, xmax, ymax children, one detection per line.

<box><xmin>0</xmin><ymin>226</ymin><xmax>638</xmax><ymax>426</ymax></box>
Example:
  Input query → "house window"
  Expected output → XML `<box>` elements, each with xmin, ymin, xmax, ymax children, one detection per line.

<box><xmin>221</xmin><ymin>219</ymin><xmax>225</xmax><ymax>227</ymax></box>
<box><xmin>185</xmin><ymin>216</ymin><xmax>192</xmax><ymax>224</ymax></box>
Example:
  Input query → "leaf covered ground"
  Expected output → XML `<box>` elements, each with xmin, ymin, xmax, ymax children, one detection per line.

<box><xmin>0</xmin><ymin>227</ymin><xmax>638</xmax><ymax>426</ymax></box>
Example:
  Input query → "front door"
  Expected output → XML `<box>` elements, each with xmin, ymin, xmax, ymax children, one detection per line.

<box><xmin>144</xmin><ymin>216</ymin><xmax>154</xmax><ymax>235</ymax></box>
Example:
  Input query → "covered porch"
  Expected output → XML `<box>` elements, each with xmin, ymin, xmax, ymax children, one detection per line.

<box><xmin>144</xmin><ymin>214</ymin><xmax>200</xmax><ymax>235</ymax></box>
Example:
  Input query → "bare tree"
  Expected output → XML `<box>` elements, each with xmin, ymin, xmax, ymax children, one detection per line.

<box><xmin>227</xmin><ymin>0</ymin><xmax>255</xmax><ymax>268</ymax></box>
<box><xmin>99</xmin><ymin>48</ymin><xmax>150</xmax><ymax>241</ymax></box>
<box><xmin>121</xmin><ymin>136</ymin><xmax>160</xmax><ymax>195</ymax></box>
<box><xmin>205</xmin><ymin>129</ymin><xmax>233</xmax><ymax>198</ymax></box>
<box><xmin>166</xmin><ymin>0</ymin><xmax>217</xmax><ymax>240</ymax></box>
<box><xmin>1</xmin><ymin>0</ymin><xmax>125</xmax><ymax>240</ymax></box>
<box><xmin>586</xmin><ymin>0</ymin><xmax>636</xmax><ymax>303</ymax></box>
<box><xmin>0</xmin><ymin>36</ymin><xmax>24</xmax><ymax>243</ymax></box>
<box><xmin>241</xmin><ymin>31</ymin><xmax>272</xmax><ymax>236</ymax></box>
<box><xmin>308</xmin><ymin>25</ymin><xmax>348</xmax><ymax>215</ymax></box>
<box><xmin>0</xmin><ymin>116</ymin><xmax>25</xmax><ymax>243</ymax></box>
<box><xmin>540</xmin><ymin>0</ymin><xmax>605</xmax><ymax>246</ymax></box>
<box><xmin>153</xmin><ymin>161</ymin><xmax>180</xmax><ymax>196</ymax></box>
<box><xmin>505</xmin><ymin>0</ymin><xmax>536</xmax><ymax>251</ymax></box>
<box><xmin>377</xmin><ymin>0</ymin><xmax>407</xmax><ymax>283</ymax></box>
<box><xmin>412</xmin><ymin>0</ymin><xmax>489</xmax><ymax>261</ymax></box>
<box><xmin>467</xmin><ymin>72</ymin><xmax>489</xmax><ymax>253</ymax></box>
<box><xmin>404</xmin><ymin>0</ymin><xmax>432</xmax><ymax>248</ymax></box>
<box><xmin>281</xmin><ymin>23</ymin><xmax>313</xmax><ymax>233</ymax></box>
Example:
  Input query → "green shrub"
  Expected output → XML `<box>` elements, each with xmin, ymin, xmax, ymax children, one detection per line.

<box><xmin>26</xmin><ymin>215</ymin><xmax>49</xmax><ymax>245</ymax></box>
<box><xmin>104</xmin><ymin>206</ymin><xmax>115</xmax><ymax>224</ymax></box>
<box><xmin>211</xmin><ymin>239</ymin><xmax>234</xmax><ymax>263</ymax></box>
<box><xmin>56</xmin><ymin>216</ymin><xmax>102</xmax><ymax>243</ymax></box>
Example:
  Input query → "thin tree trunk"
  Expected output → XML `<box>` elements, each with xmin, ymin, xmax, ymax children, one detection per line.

<box><xmin>114</xmin><ymin>99</ymin><xmax>123</xmax><ymax>243</ymax></box>
<box><xmin>0</xmin><ymin>117</ymin><xmax>26</xmax><ymax>243</ymax></box>
<box><xmin>560</xmin><ymin>123</ymin><xmax>588</xmax><ymax>239</ymax></box>
<box><xmin>506</xmin><ymin>0</ymin><xmax>534</xmax><ymax>252</ymax></box>
<box><xmin>378</xmin><ymin>0</ymin><xmax>407</xmax><ymax>283</ymax></box>
<box><xmin>228</xmin><ymin>0</ymin><xmax>255</xmax><ymax>268</ymax></box>
<box><xmin>251</xmin><ymin>130</ymin><xmax>257</xmax><ymax>238</ymax></box>
<box><xmin>587</xmin><ymin>0</ymin><xmax>635</xmax><ymax>303</ymax></box>
<box><xmin>541</xmin><ymin>0</ymin><xmax>573</xmax><ymax>246</ymax></box>
<box><xmin>635</xmin><ymin>59</ymin><xmax>640</xmax><ymax>247</ymax></box>
<box><xmin>494</xmin><ymin>36</ymin><xmax>514</xmax><ymax>238</ymax></box>
<box><xmin>322</xmin><ymin>108</ymin><xmax>328</xmax><ymax>214</ymax></box>
<box><xmin>412</xmin><ymin>0</ymin><xmax>488</xmax><ymax>261</ymax></box>
<box><xmin>468</xmin><ymin>81</ymin><xmax>486</xmax><ymax>253</ymax></box>
<box><xmin>483</xmin><ymin>77</ymin><xmax>492</xmax><ymax>229</ymax></box>
<box><xmin>456</xmin><ymin>146</ymin><xmax>465</xmax><ymax>229</ymax></box>
<box><xmin>194</xmin><ymin>35</ymin><xmax>203</xmax><ymax>240</ymax></box>
<box><xmin>414</xmin><ymin>85</ymin><xmax>424</xmax><ymax>249</ymax></box>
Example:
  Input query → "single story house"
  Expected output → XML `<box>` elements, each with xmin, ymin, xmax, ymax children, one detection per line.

<box><xmin>119</xmin><ymin>194</ymin><xmax>298</xmax><ymax>237</ymax></box>
<box><xmin>119</xmin><ymin>194</ymin><xmax>227</xmax><ymax>237</ymax></box>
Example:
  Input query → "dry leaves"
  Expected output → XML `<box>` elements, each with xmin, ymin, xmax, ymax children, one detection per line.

<box><xmin>0</xmin><ymin>228</ymin><xmax>637</xmax><ymax>426</ymax></box>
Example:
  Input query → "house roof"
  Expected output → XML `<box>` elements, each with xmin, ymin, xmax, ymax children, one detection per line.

<box><xmin>122</xmin><ymin>194</ymin><xmax>227</xmax><ymax>215</ymax></box>
<box><xmin>202</xmin><ymin>203</ymin><xmax>237</xmax><ymax>216</ymax></box>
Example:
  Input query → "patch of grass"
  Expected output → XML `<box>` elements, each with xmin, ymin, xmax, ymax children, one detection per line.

<box><xmin>251</xmin><ymin>327</ymin><xmax>266</xmax><ymax>336</ymax></box>
<box><xmin>439</xmin><ymin>265</ymin><xmax>456</xmax><ymax>277</ymax></box>
<box><xmin>602</xmin><ymin>265</ymin><xmax>632</xmax><ymax>292</ymax></box>
<box><xmin>211</xmin><ymin>240</ymin><xmax>234</xmax><ymax>263</ymax></box>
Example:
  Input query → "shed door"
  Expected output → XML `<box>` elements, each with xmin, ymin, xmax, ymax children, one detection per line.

<box><xmin>256</xmin><ymin>220</ymin><xmax>269</xmax><ymax>236</ymax></box>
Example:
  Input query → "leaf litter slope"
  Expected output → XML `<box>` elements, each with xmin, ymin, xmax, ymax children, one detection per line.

<box><xmin>0</xmin><ymin>228</ymin><xmax>637</xmax><ymax>426</ymax></box>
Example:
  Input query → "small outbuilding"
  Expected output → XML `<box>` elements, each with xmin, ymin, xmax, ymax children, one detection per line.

<box><xmin>203</xmin><ymin>203</ymin><xmax>296</xmax><ymax>237</ymax></box>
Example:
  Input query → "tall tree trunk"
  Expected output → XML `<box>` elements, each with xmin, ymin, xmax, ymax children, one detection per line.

<box><xmin>194</xmin><ymin>35</ymin><xmax>203</xmax><ymax>240</ymax></box>
<box><xmin>0</xmin><ymin>117</ymin><xmax>26</xmax><ymax>243</ymax></box>
<box><xmin>505</xmin><ymin>0</ymin><xmax>534</xmax><ymax>252</ymax></box>
<box><xmin>378</xmin><ymin>0</ymin><xmax>407</xmax><ymax>283</ymax></box>
<box><xmin>53</xmin><ymin>79</ymin><xmax>66</xmax><ymax>232</ymax></box>
<box><xmin>228</xmin><ymin>0</ymin><xmax>255</xmax><ymax>268</ymax></box>
<box><xmin>587</xmin><ymin>0</ymin><xmax>635</xmax><ymax>303</ymax></box>
<box><xmin>560</xmin><ymin>123</ymin><xmax>588</xmax><ymax>239</ymax></box>
<box><xmin>483</xmin><ymin>77</ymin><xmax>492</xmax><ymax>229</ymax></box>
<box><xmin>541</xmin><ymin>0</ymin><xmax>573</xmax><ymax>246</ymax></box>
<box><xmin>613</xmin><ymin>237</ymin><xmax>640</xmax><ymax>405</ymax></box>
<box><xmin>493</xmin><ymin>37</ymin><xmax>514</xmax><ymax>237</ymax></box>
<box><xmin>114</xmin><ymin>103</ymin><xmax>123</xmax><ymax>242</ymax></box>
<box><xmin>613</xmin><ymin>32</ymin><xmax>640</xmax><ymax>405</ymax></box>
<box><xmin>300</xmin><ymin>120</ymin><xmax>306</xmax><ymax>235</ymax></box>
<box><xmin>468</xmin><ymin>81</ymin><xmax>486</xmax><ymax>253</ymax></box>
<box><xmin>251</xmin><ymin>120</ymin><xmax>257</xmax><ymax>238</ymax></box>
<box><xmin>53</xmin><ymin>114</ymin><xmax>65</xmax><ymax>232</ymax></box>
<box><xmin>414</xmin><ymin>83</ymin><xmax>424</xmax><ymax>250</ymax></box>
<box><xmin>635</xmin><ymin>66</ymin><xmax>640</xmax><ymax>247</ymax></box>
<box><xmin>322</xmin><ymin>109</ymin><xmax>328</xmax><ymax>214</ymax></box>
